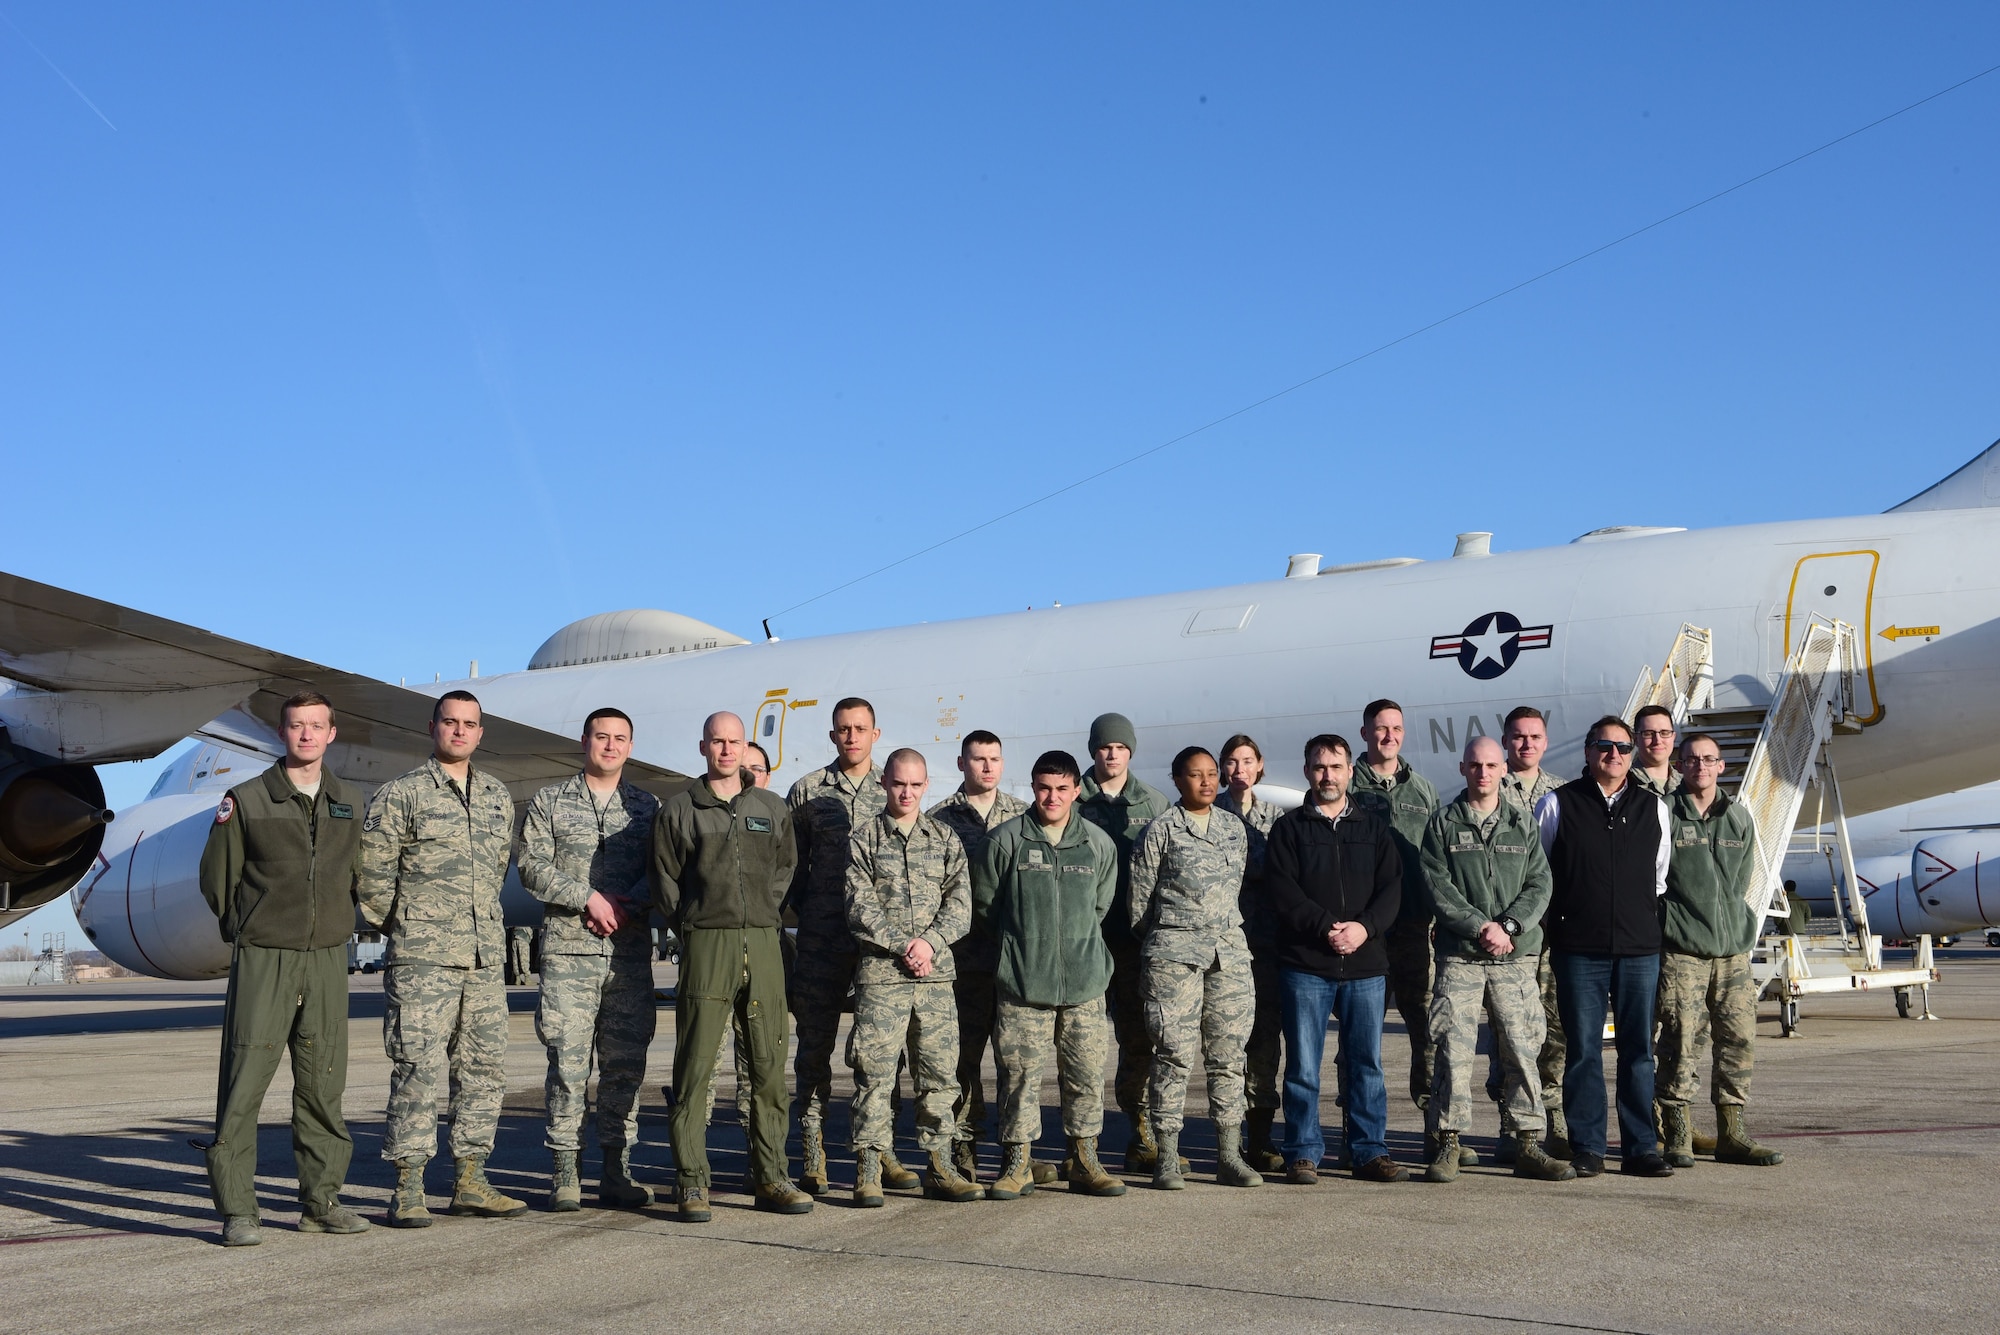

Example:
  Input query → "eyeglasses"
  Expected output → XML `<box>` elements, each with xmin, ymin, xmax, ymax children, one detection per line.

<box><xmin>1588</xmin><ymin>740</ymin><xmax>1636</xmax><ymax>756</ymax></box>
<box><xmin>1683</xmin><ymin>756</ymin><xmax>1726</xmax><ymax>768</ymax></box>
<box><xmin>1637</xmin><ymin>729</ymin><xmax>1676</xmax><ymax>740</ymax></box>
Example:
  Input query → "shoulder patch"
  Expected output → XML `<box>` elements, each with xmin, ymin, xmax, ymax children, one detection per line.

<box><xmin>214</xmin><ymin>795</ymin><xmax>234</xmax><ymax>825</ymax></box>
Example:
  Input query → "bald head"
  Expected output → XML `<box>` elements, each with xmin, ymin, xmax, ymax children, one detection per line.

<box><xmin>1460</xmin><ymin>735</ymin><xmax>1505</xmax><ymax>805</ymax></box>
<box><xmin>700</xmin><ymin>711</ymin><xmax>746</xmax><ymax>783</ymax></box>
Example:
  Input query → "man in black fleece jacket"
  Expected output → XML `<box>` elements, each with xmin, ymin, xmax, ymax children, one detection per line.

<box><xmin>1263</xmin><ymin>733</ymin><xmax>1407</xmax><ymax>1184</ymax></box>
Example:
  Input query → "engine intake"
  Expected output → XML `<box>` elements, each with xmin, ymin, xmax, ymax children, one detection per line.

<box><xmin>0</xmin><ymin>744</ymin><xmax>111</xmax><ymax>924</ymax></box>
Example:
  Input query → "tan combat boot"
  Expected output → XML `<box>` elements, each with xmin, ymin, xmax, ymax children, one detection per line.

<box><xmin>600</xmin><ymin>1145</ymin><xmax>653</xmax><ymax>1209</ymax></box>
<box><xmin>1660</xmin><ymin>1102</ymin><xmax>1696</xmax><ymax>1168</ymax></box>
<box><xmin>852</xmin><ymin>1151</ymin><xmax>884</xmax><ymax>1208</ymax></box>
<box><xmin>879</xmin><ymin>1149</ymin><xmax>921</xmax><ymax>1191</ymax></box>
<box><xmin>1511</xmin><ymin>1132</ymin><xmax>1577</xmax><ymax>1181</ymax></box>
<box><xmin>1122</xmin><ymin>1116</ymin><xmax>1160</xmax><ymax>1174</ymax></box>
<box><xmin>1214</xmin><ymin>1123</ymin><xmax>1264</xmax><ymax>1187</ymax></box>
<box><xmin>549</xmin><ymin>1149</ymin><xmax>582</xmax><ymax>1212</ymax></box>
<box><xmin>1542</xmin><ymin>1106</ymin><xmax>1574</xmax><ymax>1161</ymax></box>
<box><xmin>987</xmin><ymin>1143</ymin><xmax>1037</xmax><ymax>1200</ymax></box>
<box><xmin>1424</xmin><ymin>1131</ymin><xmax>1462</xmax><ymax>1184</ymax></box>
<box><xmin>1151</xmin><ymin>1127</ymin><xmax>1185</xmax><ymax>1191</ymax></box>
<box><xmin>799</xmin><ymin>1125</ymin><xmax>829</xmax><ymax>1197</ymax></box>
<box><xmin>1029</xmin><ymin>1157</ymin><xmax>1058</xmax><ymax>1185</ymax></box>
<box><xmin>754</xmin><ymin>1179</ymin><xmax>815</xmax><ymax>1214</ymax></box>
<box><xmin>676</xmin><ymin>1183</ymin><xmax>712</xmax><ymax>1223</ymax></box>
<box><xmin>1692</xmin><ymin>1123</ymin><xmax>1719</xmax><ymax>1156</ymax></box>
<box><xmin>924</xmin><ymin>1150</ymin><xmax>984</xmax><ymax>1203</ymax></box>
<box><xmin>1244</xmin><ymin>1108</ymin><xmax>1285</xmax><ymax>1174</ymax></box>
<box><xmin>951</xmin><ymin>1138</ymin><xmax>979</xmax><ymax>1185</ymax></box>
<box><xmin>1067</xmin><ymin>1135</ymin><xmax>1127</xmax><ymax>1197</ymax></box>
<box><xmin>450</xmin><ymin>1157</ymin><xmax>528</xmax><ymax>1218</ymax></box>
<box><xmin>388</xmin><ymin>1158</ymin><xmax>433</xmax><ymax>1228</ymax></box>
<box><xmin>1714</xmin><ymin>1105</ymin><xmax>1783</xmax><ymax>1166</ymax></box>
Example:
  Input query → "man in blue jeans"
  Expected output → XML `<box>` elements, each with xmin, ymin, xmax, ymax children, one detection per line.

<box><xmin>1533</xmin><ymin>714</ymin><xmax>1675</xmax><ymax>1179</ymax></box>
<box><xmin>1263</xmin><ymin>733</ymin><xmax>1407</xmax><ymax>1184</ymax></box>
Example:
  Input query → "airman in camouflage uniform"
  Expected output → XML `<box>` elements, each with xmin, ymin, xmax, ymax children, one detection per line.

<box><xmin>926</xmin><ymin>731</ymin><xmax>1029</xmax><ymax>1181</ymax></box>
<box><xmin>1419</xmin><ymin>738</ymin><xmax>1572</xmax><ymax>1183</ymax></box>
<box><xmin>1219</xmin><ymin>734</ymin><xmax>1285</xmax><ymax>1173</ymax></box>
<box><xmin>357</xmin><ymin>691</ymin><xmax>526</xmax><ymax>1226</ymax></box>
<box><xmin>844</xmin><ymin>750</ymin><xmax>981</xmax><ymax>1205</ymax></box>
<box><xmin>1657</xmin><ymin>733</ymin><xmax>1782</xmax><ymax>1168</ymax></box>
<box><xmin>786</xmin><ymin>698</ymin><xmax>889</xmax><ymax>1194</ymax></box>
<box><xmin>519</xmin><ymin>713</ymin><xmax>660</xmax><ymax>1212</ymax></box>
<box><xmin>1129</xmin><ymin>746</ymin><xmax>1262</xmax><ymax>1189</ymax></box>
<box><xmin>1630</xmin><ymin>705</ymin><xmax>1683</xmax><ymax>800</ymax></box>
<box><xmin>1496</xmin><ymin>705</ymin><xmax>1569</xmax><ymax>1158</ymax></box>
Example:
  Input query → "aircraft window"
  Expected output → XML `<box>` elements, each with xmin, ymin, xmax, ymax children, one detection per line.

<box><xmin>1824</xmin><ymin>585</ymin><xmax>1837</xmax><ymax>596</ymax></box>
<box><xmin>147</xmin><ymin>770</ymin><xmax>176</xmax><ymax>799</ymax></box>
<box><xmin>762</xmin><ymin>714</ymin><xmax>776</xmax><ymax>737</ymax></box>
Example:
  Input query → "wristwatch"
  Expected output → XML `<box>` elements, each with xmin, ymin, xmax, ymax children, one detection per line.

<box><xmin>1497</xmin><ymin>916</ymin><xmax>1522</xmax><ymax>938</ymax></box>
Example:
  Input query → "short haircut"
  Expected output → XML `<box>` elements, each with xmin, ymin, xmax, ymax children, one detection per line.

<box><xmin>583</xmin><ymin>706</ymin><xmax>633</xmax><ymax>737</ymax></box>
<box><xmin>280</xmin><ymin>690</ymin><xmax>335</xmax><ymax>725</ymax></box>
<box><xmin>1679</xmin><ymin>731</ymin><xmax>1721</xmax><ymax>756</ymax></box>
<box><xmin>1585</xmin><ymin>714</ymin><xmax>1633</xmax><ymax>745</ymax></box>
<box><xmin>831</xmin><ymin>696</ymin><xmax>876</xmax><ymax>725</ymax></box>
<box><xmin>1362</xmin><ymin>698</ymin><xmax>1402</xmax><ymax>726</ymax></box>
<box><xmin>432</xmin><ymin>689</ymin><xmax>481</xmax><ymax>724</ymax></box>
<box><xmin>1633</xmin><ymin>704</ymin><xmax>1675</xmax><ymax>729</ymax></box>
<box><xmin>1031</xmin><ymin>749</ymin><xmax>1082</xmax><ymax>782</ymax></box>
<box><xmin>1171</xmin><ymin>746</ymin><xmax>1215</xmax><ymax>779</ymax></box>
<box><xmin>746</xmin><ymin>742</ymin><xmax>772</xmax><ymax>767</ymax></box>
<box><xmin>1503</xmin><ymin>706</ymin><xmax>1545</xmax><ymax>730</ymax></box>
<box><xmin>1304</xmin><ymin>733</ymin><xmax>1352</xmax><ymax>763</ymax></box>
<box><xmin>1219</xmin><ymin>733</ymin><xmax>1262</xmax><ymax>763</ymax></box>
<box><xmin>883</xmin><ymin>747</ymin><xmax>928</xmax><ymax>777</ymax></box>
<box><xmin>961</xmin><ymin>729</ymin><xmax>1002</xmax><ymax>754</ymax></box>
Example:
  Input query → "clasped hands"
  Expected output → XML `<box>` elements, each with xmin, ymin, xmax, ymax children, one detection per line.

<box><xmin>584</xmin><ymin>891</ymin><xmax>631</xmax><ymax>936</ymax></box>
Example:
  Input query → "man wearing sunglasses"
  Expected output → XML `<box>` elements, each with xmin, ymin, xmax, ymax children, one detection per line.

<box><xmin>1532</xmin><ymin>716</ymin><xmax>1674</xmax><ymax>1179</ymax></box>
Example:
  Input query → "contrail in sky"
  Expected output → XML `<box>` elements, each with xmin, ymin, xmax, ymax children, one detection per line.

<box><xmin>1</xmin><ymin>11</ymin><xmax>117</xmax><ymax>130</ymax></box>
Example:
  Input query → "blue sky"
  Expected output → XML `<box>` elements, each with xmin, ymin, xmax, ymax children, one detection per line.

<box><xmin>5</xmin><ymin>6</ymin><xmax>1998</xmax><ymax>946</ymax></box>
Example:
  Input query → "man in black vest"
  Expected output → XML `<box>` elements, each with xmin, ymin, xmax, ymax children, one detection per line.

<box><xmin>1532</xmin><ymin>715</ymin><xmax>1674</xmax><ymax>1178</ymax></box>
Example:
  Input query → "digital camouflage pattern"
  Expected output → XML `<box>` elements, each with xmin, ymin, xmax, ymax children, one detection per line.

<box><xmin>1499</xmin><ymin>768</ymin><xmax>1561</xmax><ymax>814</ymax></box>
<box><xmin>380</xmin><ymin>961</ymin><xmax>510</xmax><ymax>1162</ymax></box>
<box><xmin>1142</xmin><ymin>957</ymin><xmax>1253</xmax><ymax>1133</ymax></box>
<box><xmin>845</xmin><ymin>811</ymin><xmax>972</xmax><ymax>985</ymax></box>
<box><xmin>1656</xmin><ymin>949</ymin><xmax>1756</xmax><ymax>1108</ymax></box>
<box><xmin>1632</xmin><ymin>768</ymin><xmax>1684</xmax><ymax>800</ymax></box>
<box><xmin>929</xmin><ymin>787</ymin><xmax>1028</xmax><ymax>1144</ymax></box>
<box><xmin>1128</xmin><ymin>805</ymin><xmax>1252</xmax><ymax>968</ymax></box>
<box><xmin>1350</xmin><ymin>757</ymin><xmax>1441</xmax><ymax>1110</ymax></box>
<box><xmin>1219</xmin><ymin>789</ymin><xmax>1284</xmax><ymax>1112</ymax></box>
<box><xmin>535</xmin><ymin>951</ymin><xmax>656</xmax><ymax>1151</ymax></box>
<box><xmin>518</xmin><ymin>773</ymin><xmax>658</xmax><ymax>959</ymax></box>
<box><xmin>357</xmin><ymin>758</ymin><xmax>515</xmax><ymax>969</ymax></box>
<box><xmin>788</xmin><ymin>762</ymin><xmax>887</xmax><ymax>938</ymax></box>
<box><xmin>848</xmin><ymin>979</ymin><xmax>961</xmax><ymax>1153</ymax></box>
<box><xmin>1078</xmin><ymin>771</ymin><xmax>1171</xmax><ymax>1136</ymax></box>
<box><xmin>1430</xmin><ymin>953</ymin><xmax>1546</xmax><ymax>1135</ymax></box>
<box><xmin>789</xmin><ymin>938</ymin><xmax>857</xmax><ymax>1137</ymax></box>
<box><xmin>993</xmin><ymin>992</ymin><xmax>1108</xmax><ymax>1143</ymax></box>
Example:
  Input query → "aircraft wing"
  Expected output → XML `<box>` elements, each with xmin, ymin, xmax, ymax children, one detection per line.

<box><xmin>0</xmin><ymin>569</ymin><xmax>688</xmax><ymax>801</ymax></box>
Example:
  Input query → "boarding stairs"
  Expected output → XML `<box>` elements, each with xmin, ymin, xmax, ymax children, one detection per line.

<box><xmin>1624</xmin><ymin>618</ymin><xmax>1938</xmax><ymax>1035</ymax></box>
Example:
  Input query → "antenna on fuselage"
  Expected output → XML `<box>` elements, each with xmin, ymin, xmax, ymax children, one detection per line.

<box><xmin>763</xmin><ymin>619</ymin><xmax>779</xmax><ymax>643</ymax></box>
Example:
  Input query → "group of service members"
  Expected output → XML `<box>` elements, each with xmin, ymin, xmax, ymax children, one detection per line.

<box><xmin>193</xmin><ymin>688</ymin><xmax>1781</xmax><ymax>1246</ymax></box>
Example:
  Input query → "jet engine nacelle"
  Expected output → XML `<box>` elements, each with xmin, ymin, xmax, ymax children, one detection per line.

<box><xmin>73</xmin><ymin>788</ymin><xmax>549</xmax><ymax>980</ymax></box>
<box><xmin>0</xmin><ymin>741</ymin><xmax>113</xmax><ymax>927</ymax></box>
<box><xmin>1906</xmin><ymin>833</ymin><xmax>2000</xmax><ymax>936</ymax></box>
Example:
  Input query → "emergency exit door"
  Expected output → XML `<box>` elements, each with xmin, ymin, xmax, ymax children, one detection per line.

<box><xmin>753</xmin><ymin>697</ymin><xmax>786</xmax><ymax>774</ymax></box>
<box><xmin>1777</xmin><ymin>550</ymin><xmax>1883</xmax><ymax>724</ymax></box>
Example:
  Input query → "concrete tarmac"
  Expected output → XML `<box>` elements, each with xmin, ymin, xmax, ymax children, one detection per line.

<box><xmin>3</xmin><ymin>949</ymin><xmax>1998</xmax><ymax>1334</ymax></box>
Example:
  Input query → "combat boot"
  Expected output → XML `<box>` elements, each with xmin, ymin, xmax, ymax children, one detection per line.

<box><xmin>1511</xmin><ymin>1132</ymin><xmax>1576</xmax><ymax>1182</ymax></box>
<box><xmin>600</xmin><ymin>1145</ymin><xmax>653</xmax><ymax>1209</ymax></box>
<box><xmin>924</xmin><ymin>1150</ymin><xmax>984</xmax><ymax>1203</ymax></box>
<box><xmin>1029</xmin><ymin>1157</ymin><xmax>1058</xmax><ymax>1185</ymax></box>
<box><xmin>754</xmin><ymin>1179</ymin><xmax>815</xmax><ymax>1214</ymax></box>
<box><xmin>1151</xmin><ymin>1128</ymin><xmax>1185</xmax><ymax>1191</ymax></box>
<box><xmin>1659</xmin><ymin>1102</ymin><xmax>1696</xmax><ymax>1169</ymax></box>
<box><xmin>220</xmin><ymin>1215</ymin><xmax>262</xmax><ymax>1247</ymax></box>
<box><xmin>676</xmin><ymin>1183</ymin><xmax>712</xmax><ymax>1223</ymax></box>
<box><xmin>951</xmin><ymin>1138</ymin><xmax>978</xmax><ymax>1185</ymax></box>
<box><xmin>1493</xmin><ymin>1128</ymin><xmax>1519</xmax><ymax>1166</ymax></box>
<box><xmin>549</xmin><ymin>1149</ymin><xmax>581</xmax><ymax>1213</ymax></box>
<box><xmin>1123</xmin><ymin>1117</ymin><xmax>1160</xmax><ymax>1175</ymax></box>
<box><xmin>851</xmin><ymin>1151</ymin><xmax>884</xmax><ymax>1208</ymax></box>
<box><xmin>450</xmin><ymin>1157</ymin><xmax>528</xmax><ymax>1218</ymax></box>
<box><xmin>1458</xmin><ymin>1142</ymin><xmax>1480</xmax><ymax>1167</ymax></box>
<box><xmin>799</xmin><ymin>1125</ymin><xmax>830</xmax><ymax>1197</ymax></box>
<box><xmin>1714</xmin><ymin>1105</ymin><xmax>1784</xmax><ymax>1166</ymax></box>
<box><xmin>298</xmin><ymin>1200</ymin><xmax>370</xmax><ymax>1234</ymax></box>
<box><xmin>1692</xmin><ymin>1123</ymin><xmax>1719</xmax><ymax>1156</ymax></box>
<box><xmin>988</xmin><ymin>1143</ymin><xmax>1037</xmax><ymax>1200</ymax></box>
<box><xmin>388</xmin><ymin>1158</ymin><xmax>432</xmax><ymax>1229</ymax></box>
<box><xmin>1214</xmin><ymin>1124</ymin><xmax>1264</xmax><ymax>1187</ymax></box>
<box><xmin>1245</xmin><ymin>1108</ymin><xmax>1285</xmax><ymax>1173</ymax></box>
<box><xmin>879</xmin><ymin>1149</ymin><xmax>921</xmax><ymax>1191</ymax></box>
<box><xmin>1425</xmin><ymin>1131</ymin><xmax>1462</xmax><ymax>1184</ymax></box>
<box><xmin>1066</xmin><ymin>1135</ymin><xmax>1127</xmax><ymax>1197</ymax></box>
<box><xmin>1542</xmin><ymin>1106</ymin><xmax>1574</xmax><ymax>1161</ymax></box>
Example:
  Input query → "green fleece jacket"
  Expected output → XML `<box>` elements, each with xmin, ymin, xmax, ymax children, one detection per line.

<box><xmin>1420</xmin><ymin>795</ymin><xmax>1552</xmax><ymax>960</ymax></box>
<box><xmin>198</xmin><ymin>765</ymin><xmax>363</xmax><ymax>950</ymax></box>
<box><xmin>651</xmin><ymin>778</ymin><xmax>796</xmax><ymax>931</ymax></box>
<box><xmin>1663</xmin><ymin>790</ymin><xmax>1761</xmax><ymax>957</ymax></box>
<box><xmin>973</xmin><ymin>811</ymin><xmax>1118</xmax><ymax>1007</ymax></box>
<box><xmin>1350</xmin><ymin>756</ymin><xmax>1441</xmax><ymax>926</ymax></box>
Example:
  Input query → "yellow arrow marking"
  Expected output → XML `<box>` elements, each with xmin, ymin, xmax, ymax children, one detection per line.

<box><xmin>1880</xmin><ymin>625</ymin><xmax>1941</xmax><ymax>641</ymax></box>
<box><xmin>787</xmin><ymin>698</ymin><xmax>818</xmax><ymax>710</ymax></box>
